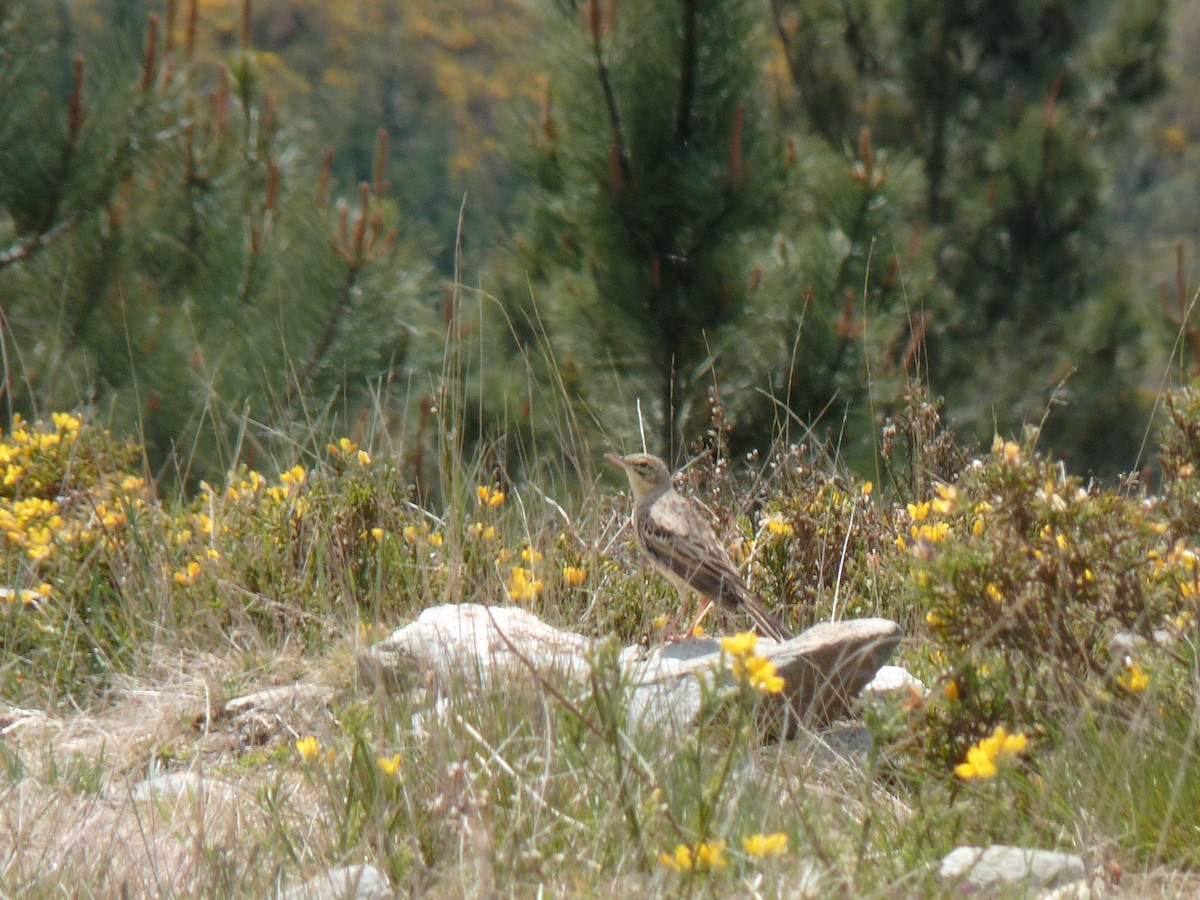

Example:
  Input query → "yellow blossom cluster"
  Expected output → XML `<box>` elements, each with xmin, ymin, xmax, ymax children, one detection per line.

<box><xmin>763</xmin><ymin>515</ymin><xmax>793</xmax><ymax>537</ymax></box>
<box><xmin>742</xmin><ymin>832</ymin><xmax>788</xmax><ymax>858</ymax></box>
<box><xmin>224</xmin><ymin>469</ymin><xmax>266</xmax><ymax>501</ymax></box>
<box><xmin>900</xmin><ymin>495</ymin><xmax>952</xmax><ymax>547</ymax></box>
<box><xmin>0</xmin><ymin>583</ymin><xmax>52</xmax><ymax>606</ymax></box>
<box><xmin>0</xmin><ymin>413</ymin><xmax>82</xmax><ymax>488</ymax></box>
<box><xmin>1117</xmin><ymin>659</ymin><xmax>1149</xmax><ymax>693</ymax></box>
<box><xmin>660</xmin><ymin>832</ymin><xmax>788</xmax><ymax>871</ymax></box>
<box><xmin>1</xmin><ymin>497</ymin><xmax>65</xmax><ymax>562</ymax></box>
<box><xmin>295</xmin><ymin>735</ymin><xmax>320</xmax><ymax>762</ymax></box>
<box><xmin>659</xmin><ymin>839</ymin><xmax>727</xmax><ymax>871</ymax></box>
<box><xmin>955</xmin><ymin>725</ymin><xmax>1028</xmax><ymax>780</ymax></box>
<box><xmin>476</xmin><ymin>485</ymin><xmax>505</xmax><ymax>507</ymax></box>
<box><xmin>326</xmin><ymin>437</ymin><xmax>371</xmax><ymax>466</ymax></box>
<box><xmin>993</xmin><ymin>435</ymin><xmax>1023</xmax><ymax>465</ymax></box>
<box><xmin>508</xmin><ymin>566</ymin><xmax>543</xmax><ymax>601</ymax></box>
<box><xmin>721</xmin><ymin>632</ymin><xmax>786</xmax><ymax>694</ymax></box>
<box><xmin>403</xmin><ymin>522</ymin><xmax>444</xmax><ymax>547</ymax></box>
<box><xmin>376</xmin><ymin>753</ymin><xmax>402</xmax><ymax>777</ymax></box>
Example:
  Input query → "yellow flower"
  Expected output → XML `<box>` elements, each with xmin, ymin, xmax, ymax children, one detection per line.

<box><xmin>521</xmin><ymin>546</ymin><xmax>543</xmax><ymax>563</ymax></box>
<box><xmin>562</xmin><ymin>565</ymin><xmax>586</xmax><ymax>586</ymax></box>
<box><xmin>693</xmin><ymin>839</ymin><xmax>727</xmax><ymax>869</ymax></box>
<box><xmin>985</xmin><ymin>583</ymin><xmax>1003</xmax><ymax>603</ymax></box>
<box><xmin>428</xmin><ymin>532</ymin><xmax>444</xmax><ymax>547</ymax></box>
<box><xmin>295</xmin><ymin>736</ymin><xmax>320</xmax><ymax>762</ymax></box>
<box><xmin>0</xmin><ymin>583</ymin><xmax>51</xmax><ymax>606</ymax></box>
<box><xmin>861</xmin><ymin>481</ymin><xmax>874</xmax><ymax>497</ymax></box>
<box><xmin>955</xmin><ymin>725</ymin><xmax>1027</xmax><ymax>780</ymax></box>
<box><xmin>932</xmin><ymin>484</ymin><xmax>957</xmax><ymax>515</ymax></box>
<box><xmin>721</xmin><ymin>632</ymin><xmax>758</xmax><ymax>658</ymax></box>
<box><xmin>742</xmin><ymin>832</ymin><xmax>788</xmax><ymax>858</ymax></box>
<box><xmin>174</xmin><ymin>560</ymin><xmax>202</xmax><ymax>585</ymax></box>
<box><xmin>508</xmin><ymin>567</ymin><xmax>543</xmax><ymax>602</ymax></box>
<box><xmin>743</xmin><ymin>655</ymin><xmax>785</xmax><ymax>694</ymax></box>
<box><xmin>652</xmin><ymin>613</ymin><xmax>669</xmax><ymax>629</ymax></box>
<box><xmin>476</xmin><ymin>486</ymin><xmax>505</xmax><ymax>507</ymax></box>
<box><xmin>912</xmin><ymin>522</ymin><xmax>949</xmax><ymax>543</ymax></box>
<box><xmin>944</xmin><ymin>679</ymin><xmax>960</xmax><ymax>702</ymax></box>
<box><xmin>907</xmin><ymin>501</ymin><xmax>931</xmax><ymax>523</ymax></box>
<box><xmin>955</xmin><ymin>745</ymin><xmax>998</xmax><ymax>781</ymax></box>
<box><xmin>1117</xmin><ymin>661</ymin><xmax>1149</xmax><ymax>693</ymax></box>
<box><xmin>279</xmin><ymin>465</ymin><xmax>306</xmax><ymax>486</ymax></box>
<box><xmin>377</xmin><ymin>754</ymin><xmax>402</xmax><ymax>777</ymax></box>
<box><xmin>357</xmin><ymin>449</ymin><xmax>371</xmax><ymax>465</ymax></box>
<box><xmin>659</xmin><ymin>844</ymin><xmax>693</xmax><ymax>871</ymax></box>
<box><xmin>661</xmin><ymin>839</ymin><xmax>726</xmax><ymax>870</ymax></box>
<box><xmin>52</xmin><ymin>412</ymin><xmax>81</xmax><ymax>433</ymax></box>
<box><xmin>764</xmin><ymin>516</ymin><xmax>794</xmax><ymax>537</ymax></box>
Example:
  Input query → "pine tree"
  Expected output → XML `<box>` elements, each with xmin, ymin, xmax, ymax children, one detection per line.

<box><xmin>501</xmin><ymin>0</ymin><xmax>924</xmax><ymax>467</ymax></box>
<box><xmin>769</xmin><ymin>0</ymin><xmax>1169</xmax><ymax>473</ymax></box>
<box><xmin>0</xmin><ymin>0</ymin><xmax>436</xmax><ymax>484</ymax></box>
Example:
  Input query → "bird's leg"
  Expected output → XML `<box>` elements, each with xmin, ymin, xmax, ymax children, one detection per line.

<box><xmin>686</xmin><ymin>598</ymin><xmax>715</xmax><ymax>637</ymax></box>
<box><xmin>663</xmin><ymin>586</ymin><xmax>692</xmax><ymax>642</ymax></box>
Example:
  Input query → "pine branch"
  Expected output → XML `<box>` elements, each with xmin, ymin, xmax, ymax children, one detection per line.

<box><xmin>586</xmin><ymin>0</ymin><xmax>628</xmax><ymax>189</ymax></box>
<box><xmin>285</xmin><ymin>183</ymin><xmax>371</xmax><ymax>406</ymax></box>
<box><xmin>0</xmin><ymin>216</ymin><xmax>79</xmax><ymax>271</ymax></box>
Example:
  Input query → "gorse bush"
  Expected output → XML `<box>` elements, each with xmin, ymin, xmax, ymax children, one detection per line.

<box><xmin>902</xmin><ymin>432</ymin><xmax>1193</xmax><ymax>775</ymax></box>
<box><xmin>0</xmin><ymin>1</ymin><xmax>436</xmax><ymax>487</ymax></box>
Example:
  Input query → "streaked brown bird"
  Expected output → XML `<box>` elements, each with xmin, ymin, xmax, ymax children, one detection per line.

<box><xmin>606</xmin><ymin>452</ymin><xmax>792</xmax><ymax>642</ymax></box>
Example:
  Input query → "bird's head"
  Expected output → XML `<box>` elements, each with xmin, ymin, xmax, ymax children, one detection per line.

<box><xmin>605</xmin><ymin>452</ymin><xmax>672</xmax><ymax>501</ymax></box>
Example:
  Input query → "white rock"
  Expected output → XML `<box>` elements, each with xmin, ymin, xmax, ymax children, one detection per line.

<box><xmin>939</xmin><ymin>845</ymin><xmax>1086</xmax><ymax>891</ymax></box>
<box><xmin>862</xmin><ymin>664</ymin><xmax>925</xmax><ymax>696</ymax></box>
<box><xmin>369</xmin><ymin>603</ymin><xmax>592</xmax><ymax>684</ymax></box>
<box><xmin>365</xmin><ymin>605</ymin><xmax>901</xmax><ymax>734</ymax></box>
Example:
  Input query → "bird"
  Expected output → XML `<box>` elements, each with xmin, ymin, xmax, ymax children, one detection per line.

<box><xmin>606</xmin><ymin>452</ymin><xmax>792</xmax><ymax>642</ymax></box>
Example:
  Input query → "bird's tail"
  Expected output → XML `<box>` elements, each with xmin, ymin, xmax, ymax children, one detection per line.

<box><xmin>740</xmin><ymin>591</ymin><xmax>792</xmax><ymax>642</ymax></box>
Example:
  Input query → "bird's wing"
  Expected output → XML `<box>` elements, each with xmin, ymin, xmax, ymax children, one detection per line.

<box><xmin>637</xmin><ymin>495</ymin><xmax>750</xmax><ymax>603</ymax></box>
<box><xmin>638</xmin><ymin>494</ymin><xmax>793</xmax><ymax>642</ymax></box>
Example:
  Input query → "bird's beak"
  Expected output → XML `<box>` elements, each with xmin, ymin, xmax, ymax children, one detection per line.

<box><xmin>604</xmin><ymin>452</ymin><xmax>626</xmax><ymax>468</ymax></box>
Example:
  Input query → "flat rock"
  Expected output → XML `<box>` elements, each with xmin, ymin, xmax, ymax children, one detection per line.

<box><xmin>364</xmin><ymin>604</ymin><xmax>592</xmax><ymax>689</ymax></box>
<box><xmin>939</xmin><ymin>845</ymin><xmax>1087</xmax><ymax>892</ymax></box>
<box><xmin>364</xmin><ymin>605</ymin><xmax>900</xmax><ymax>734</ymax></box>
<box><xmin>626</xmin><ymin>618</ymin><xmax>902</xmax><ymax>733</ymax></box>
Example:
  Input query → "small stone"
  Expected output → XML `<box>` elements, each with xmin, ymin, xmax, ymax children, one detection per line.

<box><xmin>939</xmin><ymin>845</ymin><xmax>1086</xmax><ymax>892</ymax></box>
<box><xmin>862</xmin><ymin>665</ymin><xmax>925</xmax><ymax>696</ymax></box>
<box><xmin>130</xmin><ymin>769</ymin><xmax>224</xmax><ymax>802</ymax></box>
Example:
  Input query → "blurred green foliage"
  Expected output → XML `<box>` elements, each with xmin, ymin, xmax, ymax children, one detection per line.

<box><xmin>0</xmin><ymin>0</ymin><xmax>1194</xmax><ymax>484</ymax></box>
